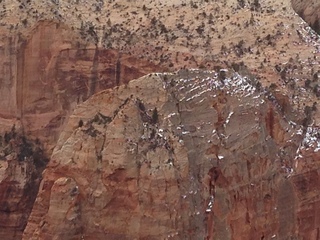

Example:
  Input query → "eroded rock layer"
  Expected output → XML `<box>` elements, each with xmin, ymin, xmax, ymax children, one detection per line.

<box><xmin>0</xmin><ymin>21</ymin><xmax>161</xmax><ymax>149</ymax></box>
<box><xmin>0</xmin><ymin>20</ymin><xmax>161</xmax><ymax>240</ymax></box>
<box><xmin>292</xmin><ymin>0</ymin><xmax>320</xmax><ymax>33</ymax></box>
<box><xmin>23</xmin><ymin>70</ymin><xmax>320</xmax><ymax>239</ymax></box>
<box><xmin>0</xmin><ymin>130</ymin><xmax>47</xmax><ymax>240</ymax></box>
<box><xmin>0</xmin><ymin>0</ymin><xmax>320</xmax><ymax>239</ymax></box>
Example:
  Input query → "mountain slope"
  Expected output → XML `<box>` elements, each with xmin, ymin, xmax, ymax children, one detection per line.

<box><xmin>24</xmin><ymin>70</ymin><xmax>320</xmax><ymax>239</ymax></box>
<box><xmin>0</xmin><ymin>0</ymin><xmax>320</xmax><ymax>239</ymax></box>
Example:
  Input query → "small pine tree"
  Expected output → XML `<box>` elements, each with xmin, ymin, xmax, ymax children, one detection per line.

<box><xmin>253</xmin><ymin>0</ymin><xmax>260</xmax><ymax>9</ymax></box>
<box><xmin>237</xmin><ymin>0</ymin><xmax>245</xmax><ymax>8</ymax></box>
<box><xmin>78</xmin><ymin>119</ymin><xmax>84</xmax><ymax>127</ymax></box>
<box><xmin>138</xmin><ymin>100</ymin><xmax>146</xmax><ymax>111</ymax></box>
<box><xmin>11</xmin><ymin>124</ymin><xmax>16</xmax><ymax>138</ymax></box>
<box><xmin>4</xmin><ymin>132</ymin><xmax>10</xmax><ymax>144</ymax></box>
<box><xmin>152</xmin><ymin>108</ymin><xmax>159</xmax><ymax>124</ymax></box>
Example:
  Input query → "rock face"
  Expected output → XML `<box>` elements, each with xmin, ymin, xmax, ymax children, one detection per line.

<box><xmin>292</xmin><ymin>0</ymin><xmax>320</xmax><ymax>33</ymax></box>
<box><xmin>23</xmin><ymin>70</ymin><xmax>320</xmax><ymax>239</ymax></box>
<box><xmin>0</xmin><ymin>130</ymin><xmax>47</xmax><ymax>240</ymax></box>
<box><xmin>0</xmin><ymin>159</ymin><xmax>41</xmax><ymax>240</ymax></box>
<box><xmin>0</xmin><ymin>21</ymin><xmax>161</xmax><ymax>147</ymax></box>
<box><xmin>1</xmin><ymin>0</ymin><xmax>320</xmax><ymax>239</ymax></box>
<box><xmin>0</xmin><ymin>20</ymin><xmax>161</xmax><ymax>240</ymax></box>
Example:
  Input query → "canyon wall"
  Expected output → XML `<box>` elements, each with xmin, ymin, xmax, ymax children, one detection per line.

<box><xmin>0</xmin><ymin>21</ymin><xmax>161</xmax><ymax>239</ymax></box>
<box><xmin>0</xmin><ymin>21</ymin><xmax>160</xmax><ymax>147</ymax></box>
<box><xmin>0</xmin><ymin>0</ymin><xmax>320</xmax><ymax>239</ymax></box>
<box><xmin>22</xmin><ymin>70</ymin><xmax>320</xmax><ymax>239</ymax></box>
<box><xmin>292</xmin><ymin>0</ymin><xmax>320</xmax><ymax>33</ymax></box>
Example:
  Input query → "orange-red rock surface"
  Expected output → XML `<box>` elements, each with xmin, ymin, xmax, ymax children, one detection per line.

<box><xmin>0</xmin><ymin>21</ymin><xmax>161</xmax><ymax>148</ymax></box>
<box><xmin>0</xmin><ymin>129</ymin><xmax>47</xmax><ymax>240</ymax></box>
<box><xmin>292</xmin><ymin>0</ymin><xmax>320</xmax><ymax>33</ymax></box>
<box><xmin>22</xmin><ymin>70</ymin><xmax>320</xmax><ymax>239</ymax></box>
<box><xmin>0</xmin><ymin>0</ymin><xmax>320</xmax><ymax>239</ymax></box>
<box><xmin>0</xmin><ymin>20</ymin><xmax>162</xmax><ymax>240</ymax></box>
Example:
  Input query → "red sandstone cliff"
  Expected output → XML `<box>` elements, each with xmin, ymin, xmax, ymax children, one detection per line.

<box><xmin>0</xmin><ymin>0</ymin><xmax>320</xmax><ymax>239</ymax></box>
<box><xmin>0</xmin><ymin>21</ymin><xmax>161</xmax><ymax>148</ymax></box>
<box><xmin>0</xmin><ymin>21</ymin><xmax>161</xmax><ymax>238</ymax></box>
<box><xmin>292</xmin><ymin>0</ymin><xmax>320</xmax><ymax>33</ymax></box>
<box><xmin>22</xmin><ymin>70</ymin><xmax>320</xmax><ymax>239</ymax></box>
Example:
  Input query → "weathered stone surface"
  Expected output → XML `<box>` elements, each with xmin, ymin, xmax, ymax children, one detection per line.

<box><xmin>0</xmin><ymin>132</ymin><xmax>47</xmax><ymax>240</ymax></box>
<box><xmin>0</xmin><ymin>21</ymin><xmax>161</xmax><ymax>149</ymax></box>
<box><xmin>292</xmin><ymin>0</ymin><xmax>320</xmax><ymax>33</ymax></box>
<box><xmin>23</xmin><ymin>70</ymin><xmax>320</xmax><ymax>239</ymax></box>
<box><xmin>0</xmin><ymin>21</ymin><xmax>159</xmax><ymax>239</ymax></box>
<box><xmin>0</xmin><ymin>20</ymin><xmax>161</xmax><ymax>239</ymax></box>
<box><xmin>0</xmin><ymin>0</ymin><xmax>320</xmax><ymax>239</ymax></box>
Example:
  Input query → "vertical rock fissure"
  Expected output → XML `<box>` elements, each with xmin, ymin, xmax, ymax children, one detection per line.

<box><xmin>169</xmin><ymin>83</ymin><xmax>207</xmax><ymax>238</ymax></box>
<box><xmin>115</xmin><ymin>53</ymin><xmax>121</xmax><ymax>86</ymax></box>
<box><xmin>88</xmin><ymin>47</ymin><xmax>99</xmax><ymax>98</ymax></box>
<box><xmin>16</xmin><ymin>39</ymin><xmax>26</xmax><ymax>122</ymax></box>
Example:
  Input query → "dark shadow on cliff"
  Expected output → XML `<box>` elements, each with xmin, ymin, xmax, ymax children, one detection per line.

<box><xmin>0</xmin><ymin>126</ymin><xmax>48</xmax><ymax>240</ymax></box>
<box><xmin>292</xmin><ymin>0</ymin><xmax>320</xmax><ymax>34</ymax></box>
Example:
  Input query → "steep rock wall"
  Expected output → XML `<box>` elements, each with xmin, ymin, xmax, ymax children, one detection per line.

<box><xmin>23</xmin><ymin>70</ymin><xmax>320</xmax><ymax>239</ymax></box>
<box><xmin>0</xmin><ymin>130</ymin><xmax>47</xmax><ymax>240</ymax></box>
<box><xmin>0</xmin><ymin>20</ymin><xmax>161</xmax><ymax>240</ymax></box>
<box><xmin>0</xmin><ymin>21</ymin><xmax>161</xmax><ymax>147</ymax></box>
<box><xmin>0</xmin><ymin>0</ymin><xmax>320</xmax><ymax>239</ymax></box>
<box><xmin>292</xmin><ymin>0</ymin><xmax>320</xmax><ymax>33</ymax></box>
<box><xmin>0</xmin><ymin>159</ymin><xmax>42</xmax><ymax>240</ymax></box>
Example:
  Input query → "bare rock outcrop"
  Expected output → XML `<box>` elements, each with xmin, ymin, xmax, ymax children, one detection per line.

<box><xmin>23</xmin><ymin>69</ymin><xmax>320</xmax><ymax>239</ymax></box>
<box><xmin>0</xmin><ymin>129</ymin><xmax>47</xmax><ymax>239</ymax></box>
<box><xmin>0</xmin><ymin>20</ymin><xmax>161</xmax><ymax>239</ymax></box>
<box><xmin>0</xmin><ymin>21</ymin><xmax>161</xmax><ymax>149</ymax></box>
<box><xmin>0</xmin><ymin>0</ymin><xmax>320</xmax><ymax>239</ymax></box>
<box><xmin>292</xmin><ymin>0</ymin><xmax>320</xmax><ymax>33</ymax></box>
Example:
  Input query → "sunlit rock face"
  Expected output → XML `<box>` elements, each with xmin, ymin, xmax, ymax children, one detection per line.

<box><xmin>292</xmin><ymin>0</ymin><xmax>320</xmax><ymax>33</ymax></box>
<box><xmin>0</xmin><ymin>21</ymin><xmax>161</xmax><ymax>149</ymax></box>
<box><xmin>23</xmin><ymin>69</ymin><xmax>320</xmax><ymax>239</ymax></box>
<box><xmin>1</xmin><ymin>0</ymin><xmax>320</xmax><ymax>239</ymax></box>
<box><xmin>0</xmin><ymin>20</ymin><xmax>161</xmax><ymax>240</ymax></box>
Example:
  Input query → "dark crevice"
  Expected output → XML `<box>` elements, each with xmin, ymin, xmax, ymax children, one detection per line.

<box><xmin>88</xmin><ymin>47</ymin><xmax>100</xmax><ymax>98</ymax></box>
<box><xmin>0</xmin><ymin>128</ymin><xmax>49</xmax><ymax>239</ymax></box>
<box><xmin>115</xmin><ymin>56</ymin><xmax>121</xmax><ymax>86</ymax></box>
<box><xmin>292</xmin><ymin>0</ymin><xmax>320</xmax><ymax>34</ymax></box>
